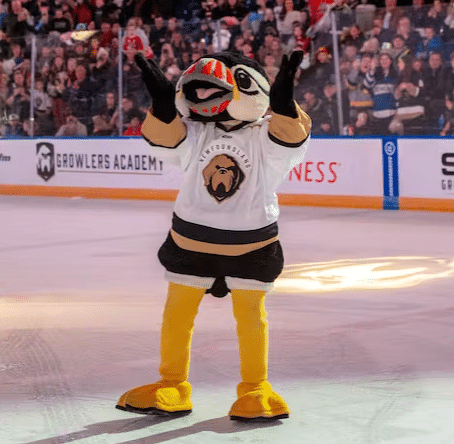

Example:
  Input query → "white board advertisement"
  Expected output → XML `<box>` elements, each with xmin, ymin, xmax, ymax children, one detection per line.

<box><xmin>1</xmin><ymin>138</ymin><xmax>384</xmax><ymax>198</ymax></box>
<box><xmin>398</xmin><ymin>139</ymin><xmax>454</xmax><ymax>199</ymax></box>
<box><xmin>0</xmin><ymin>137</ymin><xmax>183</xmax><ymax>189</ymax></box>
<box><xmin>277</xmin><ymin>138</ymin><xmax>383</xmax><ymax>196</ymax></box>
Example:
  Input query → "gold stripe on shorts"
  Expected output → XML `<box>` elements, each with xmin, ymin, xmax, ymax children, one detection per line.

<box><xmin>170</xmin><ymin>229</ymin><xmax>278</xmax><ymax>256</ymax></box>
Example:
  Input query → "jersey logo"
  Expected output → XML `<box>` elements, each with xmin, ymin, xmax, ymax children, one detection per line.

<box><xmin>202</xmin><ymin>154</ymin><xmax>245</xmax><ymax>202</ymax></box>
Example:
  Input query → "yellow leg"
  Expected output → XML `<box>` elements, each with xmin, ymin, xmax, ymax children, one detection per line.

<box><xmin>231</xmin><ymin>289</ymin><xmax>268</xmax><ymax>383</ymax></box>
<box><xmin>159</xmin><ymin>282</ymin><xmax>206</xmax><ymax>381</ymax></box>
<box><xmin>116</xmin><ymin>283</ymin><xmax>205</xmax><ymax>414</ymax></box>
<box><xmin>229</xmin><ymin>289</ymin><xmax>290</xmax><ymax>420</ymax></box>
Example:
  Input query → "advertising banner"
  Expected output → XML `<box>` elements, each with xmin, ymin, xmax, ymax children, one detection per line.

<box><xmin>277</xmin><ymin>138</ymin><xmax>383</xmax><ymax>196</ymax></box>
<box><xmin>398</xmin><ymin>139</ymin><xmax>454</xmax><ymax>199</ymax></box>
<box><xmin>0</xmin><ymin>138</ymin><xmax>183</xmax><ymax>189</ymax></box>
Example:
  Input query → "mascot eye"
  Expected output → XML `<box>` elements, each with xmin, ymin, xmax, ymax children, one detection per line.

<box><xmin>234</xmin><ymin>69</ymin><xmax>257</xmax><ymax>95</ymax></box>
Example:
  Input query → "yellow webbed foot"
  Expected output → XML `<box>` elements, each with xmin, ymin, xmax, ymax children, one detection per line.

<box><xmin>116</xmin><ymin>380</ymin><xmax>192</xmax><ymax>416</ymax></box>
<box><xmin>229</xmin><ymin>381</ymin><xmax>290</xmax><ymax>421</ymax></box>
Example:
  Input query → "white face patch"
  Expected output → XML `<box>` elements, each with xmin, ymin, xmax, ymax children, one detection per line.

<box><xmin>227</xmin><ymin>64</ymin><xmax>270</xmax><ymax>121</ymax></box>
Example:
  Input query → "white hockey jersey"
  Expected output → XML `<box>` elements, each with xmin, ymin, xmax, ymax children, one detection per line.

<box><xmin>146</xmin><ymin>115</ymin><xmax>310</xmax><ymax>232</ymax></box>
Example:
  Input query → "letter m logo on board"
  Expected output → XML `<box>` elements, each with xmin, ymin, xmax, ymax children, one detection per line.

<box><xmin>36</xmin><ymin>142</ymin><xmax>55</xmax><ymax>181</ymax></box>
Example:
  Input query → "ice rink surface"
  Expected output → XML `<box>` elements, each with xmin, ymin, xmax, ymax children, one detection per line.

<box><xmin>1</xmin><ymin>195</ymin><xmax>454</xmax><ymax>444</ymax></box>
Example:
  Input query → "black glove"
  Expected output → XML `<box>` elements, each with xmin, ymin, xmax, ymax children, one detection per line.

<box><xmin>134</xmin><ymin>53</ymin><xmax>177</xmax><ymax>124</ymax></box>
<box><xmin>269</xmin><ymin>51</ymin><xmax>304</xmax><ymax>119</ymax></box>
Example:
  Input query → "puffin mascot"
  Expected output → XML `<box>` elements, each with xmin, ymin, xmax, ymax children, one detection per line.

<box><xmin>116</xmin><ymin>49</ymin><xmax>311</xmax><ymax>421</ymax></box>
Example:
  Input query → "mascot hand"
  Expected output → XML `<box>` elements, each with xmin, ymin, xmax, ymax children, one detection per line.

<box><xmin>135</xmin><ymin>52</ymin><xmax>177</xmax><ymax>124</ymax></box>
<box><xmin>269</xmin><ymin>51</ymin><xmax>304</xmax><ymax>119</ymax></box>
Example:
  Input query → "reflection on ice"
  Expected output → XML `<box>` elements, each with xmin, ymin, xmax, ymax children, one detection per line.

<box><xmin>274</xmin><ymin>257</ymin><xmax>454</xmax><ymax>293</ymax></box>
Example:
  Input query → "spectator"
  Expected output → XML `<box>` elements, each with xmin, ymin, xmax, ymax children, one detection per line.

<box><xmin>23</xmin><ymin>117</ymin><xmax>40</xmax><ymax>136</ymax></box>
<box><xmin>33</xmin><ymin>1</ymin><xmax>52</xmax><ymax>35</ymax></box>
<box><xmin>284</xmin><ymin>21</ymin><xmax>311</xmax><ymax>54</ymax></box>
<box><xmin>55</xmin><ymin>113</ymin><xmax>88</xmax><ymax>136</ymax></box>
<box><xmin>343</xmin><ymin>43</ymin><xmax>359</xmax><ymax>64</ymax></box>
<box><xmin>320</xmin><ymin>80</ymin><xmax>350</xmax><ymax>134</ymax></box>
<box><xmin>255</xmin><ymin>8</ymin><xmax>278</xmax><ymax>46</ymax></box>
<box><xmin>54</xmin><ymin>45</ymin><xmax>67</xmax><ymax>60</ymax></box>
<box><xmin>61</xmin><ymin>63</ymin><xmax>97</xmax><ymax>132</ymax></box>
<box><xmin>197</xmin><ymin>0</ymin><xmax>222</xmax><ymax>21</ymax></box>
<box><xmin>72</xmin><ymin>0</ymin><xmax>93</xmax><ymax>27</ymax></box>
<box><xmin>0</xmin><ymin>30</ymin><xmax>9</xmax><ymax>61</ymax></box>
<box><xmin>276</xmin><ymin>0</ymin><xmax>304</xmax><ymax>43</ymax></box>
<box><xmin>256</xmin><ymin>26</ymin><xmax>278</xmax><ymax>65</ymax></box>
<box><xmin>212</xmin><ymin>18</ymin><xmax>232</xmax><ymax>52</ymax></box>
<box><xmin>165</xmin><ymin>17</ymin><xmax>182</xmax><ymax>42</ymax></box>
<box><xmin>241</xmin><ymin>0</ymin><xmax>267</xmax><ymax>35</ymax></box>
<box><xmin>359</xmin><ymin>36</ymin><xmax>380</xmax><ymax>56</ymax></box>
<box><xmin>99</xmin><ymin>21</ymin><xmax>115</xmax><ymax>49</ymax></box>
<box><xmin>345</xmin><ymin>51</ymin><xmax>374</xmax><ymax>123</ymax></box>
<box><xmin>50</xmin><ymin>6</ymin><xmax>73</xmax><ymax>34</ymax></box>
<box><xmin>350</xmin><ymin>111</ymin><xmax>373</xmax><ymax>135</ymax></box>
<box><xmin>263</xmin><ymin>54</ymin><xmax>279</xmax><ymax>84</ymax></box>
<box><xmin>409</xmin><ymin>0</ymin><xmax>431</xmax><ymax>30</ymax></box>
<box><xmin>390</xmin><ymin>54</ymin><xmax>425</xmax><ymax>134</ymax></box>
<box><xmin>164</xmin><ymin>63</ymin><xmax>181</xmax><ymax>85</ymax></box>
<box><xmin>132</xmin><ymin>16</ymin><xmax>150</xmax><ymax>48</ymax></box>
<box><xmin>122</xmin><ymin>17</ymin><xmax>144</xmax><ymax>52</ymax></box>
<box><xmin>123</xmin><ymin>115</ymin><xmax>142</xmax><ymax>135</ymax></box>
<box><xmin>111</xmin><ymin>95</ymin><xmax>145</xmax><ymax>133</ymax></box>
<box><xmin>122</xmin><ymin>43</ymin><xmax>146</xmax><ymax>107</ymax></box>
<box><xmin>0</xmin><ymin>2</ymin><xmax>7</xmax><ymax>30</ymax></box>
<box><xmin>3</xmin><ymin>1</ymin><xmax>34</xmax><ymax>41</ymax></box>
<box><xmin>91</xmin><ymin>47</ymin><xmax>116</xmax><ymax>96</ymax></box>
<box><xmin>60</xmin><ymin>3</ymin><xmax>75</xmax><ymax>30</ymax></box>
<box><xmin>97</xmin><ymin>90</ymin><xmax>117</xmax><ymax>122</ymax></box>
<box><xmin>70</xmin><ymin>41</ymin><xmax>88</xmax><ymax>65</ymax></box>
<box><xmin>49</xmin><ymin>56</ymin><xmax>66</xmax><ymax>78</ymax></box>
<box><xmin>66</xmin><ymin>57</ymin><xmax>78</xmax><ymax>84</ymax></box>
<box><xmin>36</xmin><ymin>45</ymin><xmax>53</xmax><ymax>72</ymax></box>
<box><xmin>422</xmin><ymin>51</ymin><xmax>447</xmax><ymax>129</ymax></box>
<box><xmin>92</xmin><ymin>114</ymin><xmax>115</xmax><ymax>136</ymax></box>
<box><xmin>0</xmin><ymin>71</ymin><xmax>9</xmax><ymax>119</ymax></box>
<box><xmin>3</xmin><ymin>113</ymin><xmax>27</xmax><ymax>137</ymax></box>
<box><xmin>148</xmin><ymin>15</ymin><xmax>167</xmax><ymax>58</ymax></box>
<box><xmin>300</xmin><ymin>87</ymin><xmax>328</xmax><ymax>135</ymax></box>
<box><xmin>159</xmin><ymin>42</ymin><xmax>177</xmax><ymax>71</ymax></box>
<box><xmin>415</xmin><ymin>25</ymin><xmax>443</xmax><ymax>61</ymax></box>
<box><xmin>364</xmin><ymin>51</ymin><xmax>398</xmax><ymax>135</ymax></box>
<box><xmin>376</xmin><ymin>0</ymin><xmax>406</xmax><ymax>34</ymax></box>
<box><xmin>91</xmin><ymin>0</ymin><xmax>111</xmax><ymax>29</ymax></box>
<box><xmin>340</xmin><ymin>24</ymin><xmax>365</xmax><ymax>51</ymax></box>
<box><xmin>268</xmin><ymin>35</ymin><xmax>284</xmax><ymax>67</ymax></box>
<box><xmin>191</xmin><ymin>19</ymin><xmax>214</xmax><ymax>48</ymax></box>
<box><xmin>218</xmin><ymin>0</ymin><xmax>248</xmax><ymax>22</ymax></box>
<box><xmin>241</xmin><ymin>40</ymin><xmax>254</xmax><ymax>58</ymax></box>
<box><xmin>368</xmin><ymin>17</ymin><xmax>392</xmax><ymax>48</ymax></box>
<box><xmin>445</xmin><ymin>51</ymin><xmax>454</xmax><ymax>94</ymax></box>
<box><xmin>32</xmin><ymin>76</ymin><xmax>54</xmax><ymax>135</ymax></box>
<box><xmin>2</xmin><ymin>41</ymin><xmax>24</xmax><ymax>76</ymax></box>
<box><xmin>426</xmin><ymin>0</ymin><xmax>446</xmax><ymax>33</ymax></box>
<box><xmin>48</xmin><ymin>70</ymin><xmax>70</xmax><ymax>130</ymax></box>
<box><xmin>390</xmin><ymin>34</ymin><xmax>409</xmax><ymax>64</ymax></box>
<box><xmin>440</xmin><ymin>89</ymin><xmax>454</xmax><ymax>135</ymax></box>
<box><xmin>304</xmin><ymin>46</ymin><xmax>335</xmax><ymax>92</ymax></box>
<box><xmin>170</xmin><ymin>29</ymin><xmax>191</xmax><ymax>60</ymax></box>
<box><xmin>395</xmin><ymin>16</ymin><xmax>421</xmax><ymax>55</ymax></box>
<box><xmin>5</xmin><ymin>69</ymin><xmax>30</xmax><ymax>121</ymax></box>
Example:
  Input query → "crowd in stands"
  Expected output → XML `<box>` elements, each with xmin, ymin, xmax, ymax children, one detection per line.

<box><xmin>3</xmin><ymin>0</ymin><xmax>454</xmax><ymax>137</ymax></box>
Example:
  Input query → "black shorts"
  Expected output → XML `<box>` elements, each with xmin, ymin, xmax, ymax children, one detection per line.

<box><xmin>157</xmin><ymin>233</ymin><xmax>284</xmax><ymax>295</ymax></box>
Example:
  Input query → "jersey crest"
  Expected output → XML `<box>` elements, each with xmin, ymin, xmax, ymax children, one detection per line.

<box><xmin>202</xmin><ymin>154</ymin><xmax>245</xmax><ymax>202</ymax></box>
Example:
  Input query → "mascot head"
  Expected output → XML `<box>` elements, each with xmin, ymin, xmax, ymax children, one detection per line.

<box><xmin>175</xmin><ymin>52</ymin><xmax>270</xmax><ymax>123</ymax></box>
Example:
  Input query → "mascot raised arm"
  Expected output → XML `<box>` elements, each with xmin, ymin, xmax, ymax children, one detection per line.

<box><xmin>116</xmin><ymin>50</ymin><xmax>311</xmax><ymax>421</ymax></box>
